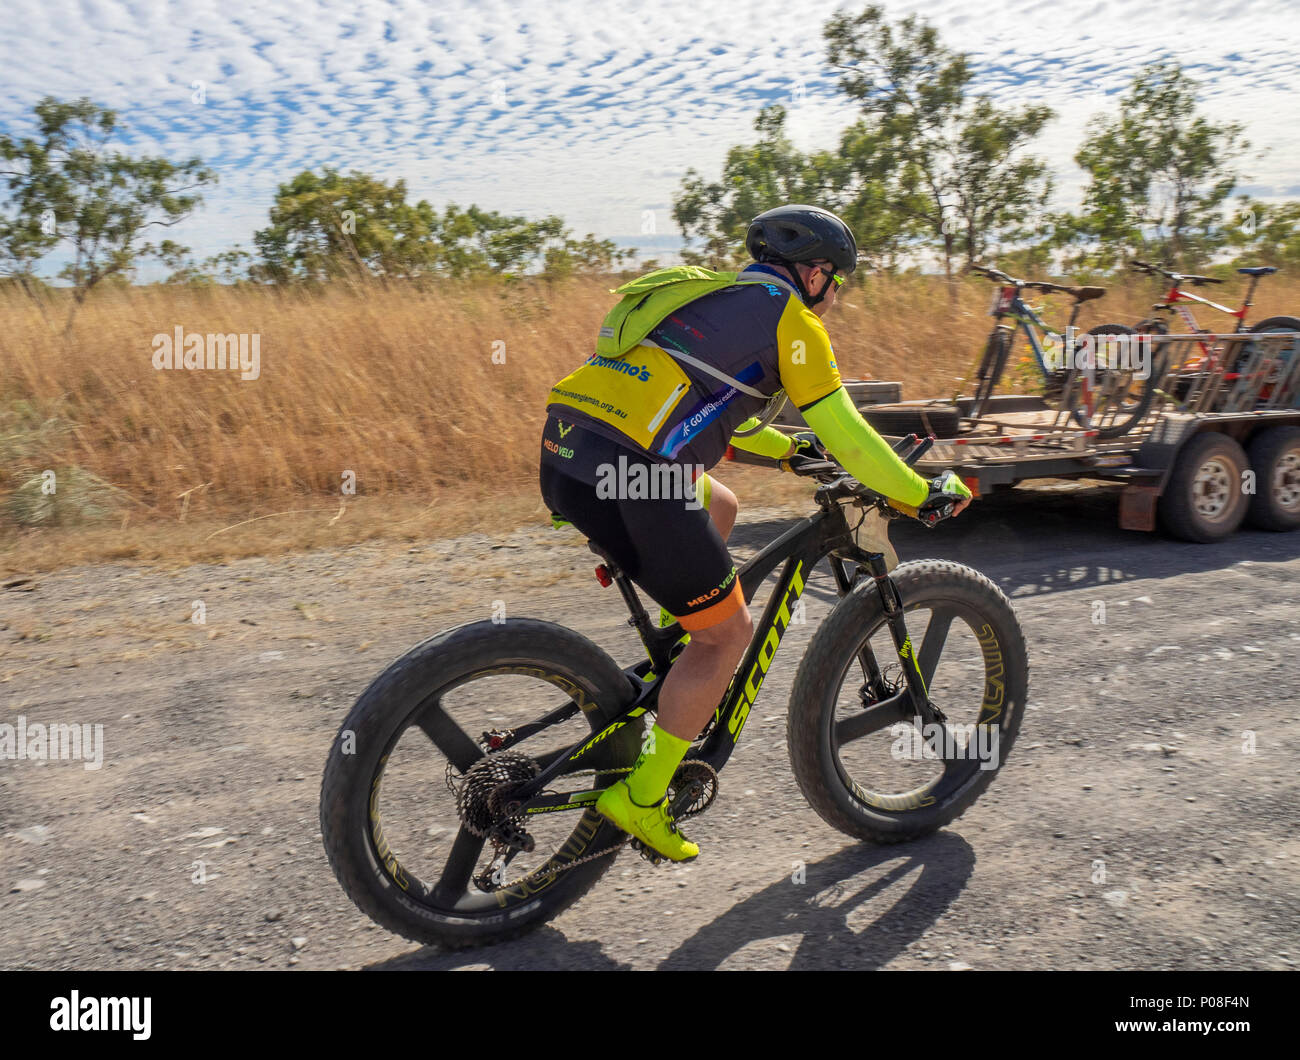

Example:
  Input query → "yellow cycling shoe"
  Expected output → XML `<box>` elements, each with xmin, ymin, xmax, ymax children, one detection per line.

<box><xmin>595</xmin><ymin>780</ymin><xmax>698</xmax><ymax>862</ymax></box>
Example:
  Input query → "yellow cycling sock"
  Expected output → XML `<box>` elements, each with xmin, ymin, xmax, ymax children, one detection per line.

<box><xmin>626</xmin><ymin>723</ymin><xmax>690</xmax><ymax>806</ymax></box>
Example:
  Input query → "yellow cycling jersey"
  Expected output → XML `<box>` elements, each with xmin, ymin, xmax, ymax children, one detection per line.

<box><xmin>547</xmin><ymin>265</ymin><xmax>842</xmax><ymax>469</ymax></box>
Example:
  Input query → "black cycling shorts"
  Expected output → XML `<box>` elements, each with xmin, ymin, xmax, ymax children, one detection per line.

<box><xmin>539</xmin><ymin>416</ymin><xmax>744</xmax><ymax>630</ymax></box>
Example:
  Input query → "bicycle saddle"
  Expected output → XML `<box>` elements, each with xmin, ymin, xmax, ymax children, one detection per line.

<box><xmin>1237</xmin><ymin>266</ymin><xmax>1278</xmax><ymax>276</ymax></box>
<box><xmin>1023</xmin><ymin>280</ymin><xmax>1106</xmax><ymax>302</ymax></box>
<box><xmin>1063</xmin><ymin>285</ymin><xmax>1106</xmax><ymax>302</ymax></box>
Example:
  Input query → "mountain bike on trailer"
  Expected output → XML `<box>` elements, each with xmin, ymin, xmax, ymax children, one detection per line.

<box><xmin>967</xmin><ymin>264</ymin><xmax>1147</xmax><ymax>439</ymax></box>
<box><xmin>1127</xmin><ymin>260</ymin><xmax>1300</xmax><ymax>384</ymax></box>
<box><xmin>319</xmin><ymin>436</ymin><xmax>1028</xmax><ymax>949</ymax></box>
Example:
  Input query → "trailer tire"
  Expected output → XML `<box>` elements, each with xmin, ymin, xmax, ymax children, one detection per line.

<box><xmin>1158</xmin><ymin>431</ymin><xmax>1250</xmax><ymax>543</ymax></box>
<box><xmin>860</xmin><ymin>404</ymin><xmax>962</xmax><ymax>439</ymax></box>
<box><xmin>1245</xmin><ymin>425</ymin><xmax>1300</xmax><ymax>531</ymax></box>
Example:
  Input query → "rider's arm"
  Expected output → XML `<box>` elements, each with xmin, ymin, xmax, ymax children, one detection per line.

<box><xmin>728</xmin><ymin>418</ymin><xmax>796</xmax><ymax>459</ymax></box>
<box><xmin>800</xmin><ymin>388</ymin><xmax>930</xmax><ymax>508</ymax></box>
<box><xmin>774</xmin><ymin>298</ymin><xmax>930</xmax><ymax>508</ymax></box>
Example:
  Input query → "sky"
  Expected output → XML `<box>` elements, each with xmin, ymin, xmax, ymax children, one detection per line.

<box><xmin>1</xmin><ymin>0</ymin><xmax>1298</xmax><ymax>278</ymax></box>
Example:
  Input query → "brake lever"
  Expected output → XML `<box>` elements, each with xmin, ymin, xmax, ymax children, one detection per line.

<box><xmin>919</xmin><ymin>501</ymin><xmax>954</xmax><ymax>527</ymax></box>
<box><xmin>908</xmin><ymin>436</ymin><xmax>935</xmax><ymax>463</ymax></box>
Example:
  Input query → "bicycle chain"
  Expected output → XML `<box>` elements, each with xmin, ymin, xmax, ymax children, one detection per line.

<box><xmin>453</xmin><ymin>759</ymin><xmax>719</xmax><ymax>887</ymax></box>
<box><xmin>518</xmin><ymin>760</ymin><xmax>719</xmax><ymax>877</ymax></box>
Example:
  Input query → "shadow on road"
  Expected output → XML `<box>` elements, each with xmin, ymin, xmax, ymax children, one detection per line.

<box><xmin>367</xmin><ymin>833</ymin><xmax>974</xmax><ymax>971</ymax></box>
<box><xmin>729</xmin><ymin>484</ymin><xmax>1300</xmax><ymax>603</ymax></box>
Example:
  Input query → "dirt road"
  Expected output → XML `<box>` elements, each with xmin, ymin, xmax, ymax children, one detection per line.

<box><xmin>3</xmin><ymin>484</ymin><xmax>1298</xmax><ymax>970</ymax></box>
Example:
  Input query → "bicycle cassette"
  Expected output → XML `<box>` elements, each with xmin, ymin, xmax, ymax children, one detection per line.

<box><xmin>454</xmin><ymin>750</ymin><xmax>539</xmax><ymax>837</ymax></box>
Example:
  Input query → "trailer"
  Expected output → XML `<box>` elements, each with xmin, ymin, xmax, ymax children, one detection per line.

<box><xmin>747</xmin><ymin>331</ymin><xmax>1300</xmax><ymax>543</ymax></box>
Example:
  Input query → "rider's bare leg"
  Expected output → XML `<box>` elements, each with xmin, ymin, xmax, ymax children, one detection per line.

<box><xmin>656</xmin><ymin>475</ymin><xmax>747</xmax><ymax>742</ymax></box>
<box><xmin>654</xmin><ymin>604</ymin><xmax>751</xmax><ymax>742</ymax></box>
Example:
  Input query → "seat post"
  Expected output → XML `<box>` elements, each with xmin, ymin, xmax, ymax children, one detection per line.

<box><xmin>1240</xmin><ymin>273</ymin><xmax>1263</xmax><ymax>328</ymax></box>
<box><xmin>606</xmin><ymin>562</ymin><xmax>650</xmax><ymax>629</ymax></box>
<box><xmin>588</xmin><ymin>540</ymin><xmax>674</xmax><ymax>670</ymax></box>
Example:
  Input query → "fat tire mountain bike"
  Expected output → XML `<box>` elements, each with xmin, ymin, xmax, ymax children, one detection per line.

<box><xmin>320</xmin><ymin>442</ymin><xmax>1028</xmax><ymax>949</ymax></box>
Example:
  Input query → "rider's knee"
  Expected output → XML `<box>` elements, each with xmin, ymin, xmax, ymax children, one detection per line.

<box><xmin>709</xmin><ymin>478</ymin><xmax>737</xmax><ymax>517</ymax></box>
<box><xmin>709</xmin><ymin>482</ymin><xmax>738</xmax><ymax>537</ymax></box>
<box><xmin>687</xmin><ymin>602</ymin><xmax>751</xmax><ymax>653</ymax></box>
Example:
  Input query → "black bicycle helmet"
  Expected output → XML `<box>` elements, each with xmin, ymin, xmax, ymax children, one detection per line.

<box><xmin>745</xmin><ymin>204</ymin><xmax>858</xmax><ymax>307</ymax></box>
<box><xmin>747</xmin><ymin>204</ymin><xmax>858</xmax><ymax>273</ymax></box>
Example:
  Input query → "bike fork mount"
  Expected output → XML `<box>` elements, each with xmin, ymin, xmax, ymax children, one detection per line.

<box><xmin>829</xmin><ymin>546</ymin><xmax>946</xmax><ymax>728</ymax></box>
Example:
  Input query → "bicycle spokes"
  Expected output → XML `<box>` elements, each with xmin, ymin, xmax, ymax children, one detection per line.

<box><xmin>831</xmin><ymin>602</ymin><xmax>1003</xmax><ymax>798</ymax></box>
<box><xmin>379</xmin><ymin>670</ymin><xmax>634</xmax><ymax>905</ymax></box>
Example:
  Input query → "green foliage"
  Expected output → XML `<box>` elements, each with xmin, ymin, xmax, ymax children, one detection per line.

<box><xmin>1222</xmin><ymin>196</ymin><xmax>1300</xmax><ymax>268</ymax></box>
<box><xmin>251</xmin><ymin>171</ymin><xmax>632</xmax><ymax>282</ymax></box>
<box><xmin>673</xmin><ymin>106</ymin><xmax>841</xmax><ymax>266</ymax></box>
<box><xmin>825</xmin><ymin>4</ymin><xmax>1054</xmax><ymax>279</ymax></box>
<box><xmin>0</xmin><ymin>404</ymin><xmax>120</xmax><ymax>527</ymax></box>
<box><xmin>3</xmin><ymin>466</ymin><xmax>122</xmax><ymax>528</ymax></box>
<box><xmin>543</xmin><ymin>232</ymin><xmax>636</xmax><ymax>278</ymax></box>
<box><xmin>251</xmin><ymin>168</ymin><xmax>439</xmax><ymax>282</ymax></box>
<box><xmin>672</xmin><ymin>7</ymin><xmax>1054</xmax><ymax>280</ymax></box>
<box><xmin>0</xmin><ymin>97</ymin><xmax>215</xmax><ymax>313</ymax></box>
<box><xmin>1063</xmin><ymin>62</ymin><xmax>1246</xmax><ymax>270</ymax></box>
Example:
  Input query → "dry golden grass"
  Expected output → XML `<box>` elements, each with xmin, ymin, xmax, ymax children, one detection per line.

<box><xmin>4</xmin><ymin>270</ymin><xmax>1298</xmax><ymax>569</ymax></box>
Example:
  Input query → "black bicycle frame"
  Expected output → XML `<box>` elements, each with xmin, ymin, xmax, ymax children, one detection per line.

<box><xmin>502</xmin><ymin>493</ymin><xmax>942</xmax><ymax>816</ymax></box>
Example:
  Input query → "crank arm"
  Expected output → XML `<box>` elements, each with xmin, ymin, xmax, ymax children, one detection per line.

<box><xmin>668</xmin><ymin>780</ymin><xmax>705</xmax><ymax>819</ymax></box>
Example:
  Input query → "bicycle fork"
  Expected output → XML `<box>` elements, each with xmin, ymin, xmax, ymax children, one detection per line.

<box><xmin>832</xmin><ymin>546</ymin><xmax>946</xmax><ymax>728</ymax></box>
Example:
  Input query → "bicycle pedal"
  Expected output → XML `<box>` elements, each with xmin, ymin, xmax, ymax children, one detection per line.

<box><xmin>629</xmin><ymin>838</ymin><xmax>667</xmax><ymax>866</ymax></box>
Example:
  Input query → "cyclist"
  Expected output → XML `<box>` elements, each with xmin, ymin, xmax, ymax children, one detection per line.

<box><xmin>539</xmin><ymin>204</ymin><xmax>973</xmax><ymax>862</ymax></box>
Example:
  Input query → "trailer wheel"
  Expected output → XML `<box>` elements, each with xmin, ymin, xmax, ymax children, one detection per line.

<box><xmin>1158</xmin><ymin>431</ymin><xmax>1250</xmax><ymax>543</ymax></box>
<box><xmin>1245</xmin><ymin>425</ymin><xmax>1300</xmax><ymax>531</ymax></box>
<box><xmin>860</xmin><ymin>403</ymin><xmax>962</xmax><ymax>439</ymax></box>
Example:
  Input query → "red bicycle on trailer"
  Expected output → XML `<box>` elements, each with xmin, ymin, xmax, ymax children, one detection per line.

<box><xmin>1128</xmin><ymin>260</ymin><xmax>1300</xmax><ymax>376</ymax></box>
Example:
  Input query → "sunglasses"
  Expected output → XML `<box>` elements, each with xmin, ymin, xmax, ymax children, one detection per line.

<box><xmin>812</xmin><ymin>262</ymin><xmax>845</xmax><ymax>289</ymax></box>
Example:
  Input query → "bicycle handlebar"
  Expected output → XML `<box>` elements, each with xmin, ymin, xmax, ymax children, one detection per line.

<box><xmin>970</xmin><ymin>263</ymin><xmax>1018</xmax><ymax>285</ymax></box>
<box><xmin>791</xmin><ymin>433</ymin><xmax>953</xmax><ymax>527</ymax></box>
<box><xmin>1130</xmin><ymin>260</ymin><xmax>1224</xmax><ymax>286</ymax></box>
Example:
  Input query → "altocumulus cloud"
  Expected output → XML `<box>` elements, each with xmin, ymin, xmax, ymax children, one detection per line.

<box><xmin>0</xmin><ymin>0</ymin><xmax>1295</xmax><ymax>271</ymax></box>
